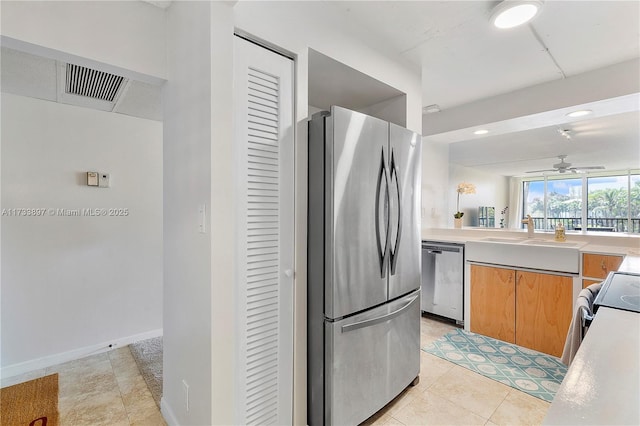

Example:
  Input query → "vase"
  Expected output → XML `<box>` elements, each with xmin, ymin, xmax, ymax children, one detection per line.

<box><xmin>454</xmin><ymin>218</ymin><xmax>463</xmax><ymax>229</ymax></box>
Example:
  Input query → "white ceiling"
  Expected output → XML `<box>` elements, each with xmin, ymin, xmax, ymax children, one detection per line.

<box><xmin>324</xmin><ymin>0</ymin><xmax>640</xmax><ymax>176</ymax></box>
<box><xmin>2</xmin><ymin>1</ymin><xmax>638</xmax><ymax>176</ymax></box>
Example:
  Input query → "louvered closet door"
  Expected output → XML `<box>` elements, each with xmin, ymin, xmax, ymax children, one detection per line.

<box><xmin>233</xmin><ymin>36</ymin><xmax>294</xmax><ymax>425</ymax></box>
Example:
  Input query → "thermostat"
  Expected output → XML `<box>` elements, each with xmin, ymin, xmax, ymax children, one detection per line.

<box><xmin>87</xmin><ymin>172</ymin><xmax>98</xmax><ymax>186</ymax></box>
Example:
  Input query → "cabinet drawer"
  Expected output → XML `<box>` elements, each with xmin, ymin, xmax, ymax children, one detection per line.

<box><xmin>582</xmin><ymin>253</ymin><xmax>623</xmax><ymax>279</ymax></box>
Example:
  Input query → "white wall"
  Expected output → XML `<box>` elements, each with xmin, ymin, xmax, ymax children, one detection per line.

<box><xmin>0</xmin><ymin>0</ymin><xmax>166</xmax><ymax>79</ymax></box>
<box><xmin>1</xmin><ymin>93</ymin><xmax>162</xmax><ymax>373</ymax></box>
<box><xmin>163</xmin><ymin>2</ymin><xmax>235</xmax><ymax>425</ymax></box>
<box><xmin>422</xmin><ymin>139</ymin><xmax>450</xmax><ymax>229</ymax></box>
<box><xmin>449</xmin><ymin>163</ymin><xmax>509</xmax><ymax>227</ymax></box>
<box><xmin>359</xmin><ymin>94</ymin><xmax>407</xmax><ymax>128</ymax></box>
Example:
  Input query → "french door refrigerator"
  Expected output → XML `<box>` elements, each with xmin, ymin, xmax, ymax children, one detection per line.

<box><xmin>308</xmin><ymin>106</ymin><xmax>422</xmax><ymax>426</ymax></box>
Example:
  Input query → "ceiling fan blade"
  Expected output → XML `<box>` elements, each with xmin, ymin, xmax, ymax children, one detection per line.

<box><xmin>525</xmin><ymin>169</ymin><xmax>557</xmax><ymax>173</ymax></box>
<box><xmin>572</xmin><ymin>166</ymin><xmax>605</xmax><ymax>170</ymax></box>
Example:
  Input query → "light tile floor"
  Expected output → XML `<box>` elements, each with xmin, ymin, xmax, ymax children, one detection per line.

<box><xmin>1</xmin><ymin>347</ymin><xmax>166</xmax><ymax>426</ymax></box>
<box><xmin>361</xmin><ymin>315</ymin><xmax>550</xmax><ymax>426</ymax></box>
<box><xmin>2</xmin><ymin>316</ymin><xmax>549</xmax><ymax>426</ymax></box>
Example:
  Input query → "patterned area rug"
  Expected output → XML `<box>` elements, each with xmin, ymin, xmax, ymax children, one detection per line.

<box><xmin>422</xmin><ymin>329</ymin><xmax>566</xmax><ymax>402</ymax></box>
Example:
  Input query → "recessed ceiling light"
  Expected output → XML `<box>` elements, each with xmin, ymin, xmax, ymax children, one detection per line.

<box><xmin>474</xmin><ymin>129</ymin><xmax>489</xmax><ymax>135</ymax></box>
<box><xmin>566</xmin><ymin>109</ymin><xmax>592</xmax><ymax>118</ymax></box>
<box><xmin>490</xmin><ymin>0</ymin><xmax>543</xmax><ymax>29</ymax></box>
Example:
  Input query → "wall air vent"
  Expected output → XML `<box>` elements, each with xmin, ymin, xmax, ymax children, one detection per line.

<box><xmin>65</xmin><ymin>64</ymin><xmax>125</xmax><ymax>102</ymax></box>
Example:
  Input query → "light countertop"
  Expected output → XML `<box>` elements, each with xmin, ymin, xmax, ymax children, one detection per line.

<box><xmin>421</xmin><ymin>228</ymin><xmax>640</xmax><ymax>256</ymax></box>
<box><xmin>542</xmin><ymin>307</ymin><xmax>640</xmax><ymax>425</ymax></box>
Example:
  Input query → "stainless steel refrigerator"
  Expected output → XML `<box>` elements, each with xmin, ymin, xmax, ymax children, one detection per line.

<box><xmin>308</xmin><ymin>106</ymin><xmax>422</xmax><ymax>426</ymax></box>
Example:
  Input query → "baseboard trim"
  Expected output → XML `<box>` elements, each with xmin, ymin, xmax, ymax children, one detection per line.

<box><xmin>1</xmin><ymin>328</ymin><xmax>163</xmax><ymax>379</ymax></box>
<box><xmin>161</xmin><ymin>396</ymin><xmax>179</xmax><ymax>426</ymax></box>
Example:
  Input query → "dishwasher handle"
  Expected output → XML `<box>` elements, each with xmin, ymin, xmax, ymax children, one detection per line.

<box><xmin>422</xmin><ymin>244</ymin><xmax>462</xmax><ymax>254</ymax></box>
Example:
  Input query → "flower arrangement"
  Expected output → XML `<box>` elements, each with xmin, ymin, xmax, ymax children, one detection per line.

<box><xmin>454</xmin><ymin>182</ymin><xmax>476</xmax><ymax>218</ymax></box>
<box><xmin>500</xmin><ymin>206</ymin><xmax>509</xmax><ymax>228</ymax></box>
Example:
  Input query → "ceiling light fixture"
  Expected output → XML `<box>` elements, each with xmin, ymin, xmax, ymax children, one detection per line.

<box><xmin>490</xmin><ymin>0</ymin><xmax>543</xmax><ymax>29</ymax></box>
<box><xmin>422</xmin><ymin>104</ymin><xmax>441</xmax><ymax>114</ymax></box>
<box><xmin>557</xmin><ymin>128</ymin><xmax>572</xmax><ymax>140</ymax></box>
<box><xmin>566</xmin><ymin>109</ymin><xmax>592</xmax><ymax>118</ymax></box>
<box><xmin>474</xmin><ymin>129</ymin><xmax>489</xmax><ymax>135</ymax></box>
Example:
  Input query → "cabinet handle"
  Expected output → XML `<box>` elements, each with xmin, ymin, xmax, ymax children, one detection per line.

<box><xmin>601</xmin><ymin>260</ymin><xmax>606</xmax><ymax>271</ymax></box>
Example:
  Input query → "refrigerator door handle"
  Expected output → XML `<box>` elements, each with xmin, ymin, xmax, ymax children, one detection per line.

<box><xmin>375</xmin><ymin>148</ymin><xmax>391</xmax><ymax>278</ymax></box>
<box><xmin>390</xmin><ymin>149</ymin><xmax>402</xmax><ymax>275</ymax></box>
<box><xmin>341</xmin><ymin>293</ymin><xmax>419</xmax><ymax>333</ymax></box>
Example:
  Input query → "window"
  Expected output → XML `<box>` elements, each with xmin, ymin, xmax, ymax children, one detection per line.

<box><xmin>522</xmin><ymin>172</ymin><xmax>639</xmax><ymax>233</ymax></box>
<box><xmin>632</xmin><ymin>175</ymin><xmax>640</xmax><ymax>233</ymax></box>
<box><xmin>587</xmin><ymin>176</ymin><xmax>628</xmax><ymax>232</ymax></box>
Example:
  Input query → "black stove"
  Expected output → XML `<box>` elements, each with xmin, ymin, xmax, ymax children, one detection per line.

<box><xmin>593</xmin><ymin>271</ymin><xmax>640</xmax><ymax>314</ymax></box>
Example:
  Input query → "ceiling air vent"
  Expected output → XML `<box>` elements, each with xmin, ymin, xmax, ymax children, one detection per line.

<box><xmin>65</xmin><ymin>63</ymin><xmax>125</xmax><ymax>102</ymax></box>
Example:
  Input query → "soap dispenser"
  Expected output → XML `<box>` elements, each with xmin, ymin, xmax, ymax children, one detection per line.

<box><xmin>555</xmin><ymin>223</ymin><xmax>566</xmax><ymax>242</ymax></box>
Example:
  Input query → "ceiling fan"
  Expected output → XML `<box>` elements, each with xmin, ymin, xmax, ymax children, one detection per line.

<box><xmin>526</xmin><ymin>155</ymin><xmax>605</xmax><ymax>174</ymax></box>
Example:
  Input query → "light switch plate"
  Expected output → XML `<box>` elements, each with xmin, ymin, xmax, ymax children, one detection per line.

<box><xmin>87</xmin><ymin>172</ymin><xmax>99</xmax><ymax>186</ymax></box>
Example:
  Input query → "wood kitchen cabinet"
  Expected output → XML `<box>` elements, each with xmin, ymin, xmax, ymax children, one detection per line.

<box><xmin>515</xmin><ymin>271</ymin><xmax>572</xmax><ymax>357</ymax></box>
<box><xmin>470</xmin><ymin>265</ymin><xmax>515</xmax><ymax>343</ymax></box>
<box><xmin>470</xmin><ymin>264</ymin><xmax>572</xmax><ymax>357</ymax></box>
<box><xmin>582</xmin><ymin>253</ymin><xmax>623</xmax><ymax>280</ymax></box>
<box><xmin>582</xmin><ymin>253</ymin><xmax>624</xmax><ymax>289</ymax></box>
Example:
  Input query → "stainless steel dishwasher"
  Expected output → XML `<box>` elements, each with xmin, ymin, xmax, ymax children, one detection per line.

<box><xmin>421</xmin><ymin>241</ymin><xmax>464</xmax><ymax>324</ymax></box>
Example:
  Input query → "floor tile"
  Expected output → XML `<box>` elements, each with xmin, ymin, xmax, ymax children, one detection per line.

<box><xmin>126</xmin><ymin>397</ymin><xmax>167</xmax><ymax>425</ymax></box>
<box><xmin>109</xmin><ymin>347</ymin><xmax>141</xmax><ymax>377</ymax></box>
<box><xmin>428</xmin><ymin>365</ymin><xmax>510</xmax><ymax>419</ymax></box>
<box><xmin>116</xmin><ymin>374</ymin><xmax>155</xmax><ymax>408</ymax></box>
<box><xmin>60</xmin><ymin>387</ymin><xmax>129</xmax><ymax>426</ymax></box>
<box><xmin>412</xmin><ymin>351</ymin><xmax>456</xmax><ymax>392</ymax></box>
<box><xmin>489</xmin><ymin>389</ymin><xmax>550</xmax><ymax>425</ymax></box>
<box><xmin>384</xmin><ymin>416</ymin><xmax>407</xmax><ymax>425</ymax></box>
<box><xmin>393</xmin><ymin>389</ymin><xmax>487</xmax><ymax>426</ymax></box>
<box><xmin>382</xmin><ymin>387</ymin><xmax>419</xmax><ymax>417</ymax></box>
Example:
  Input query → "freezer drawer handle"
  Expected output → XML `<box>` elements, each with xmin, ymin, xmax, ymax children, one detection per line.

<box><xmin>341</xmin><ymin>294</ymin><xmax>418</xmax><ymax>333</ymax></box>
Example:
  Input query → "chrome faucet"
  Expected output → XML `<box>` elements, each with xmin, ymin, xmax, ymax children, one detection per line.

<box><xmin>522</xmin><ymin>214</ymin><xmax>534</xmax><ymax>238</ymax></box>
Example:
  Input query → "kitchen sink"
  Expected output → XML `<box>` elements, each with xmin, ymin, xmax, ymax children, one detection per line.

<box><xmin>521</xmin><ymin>239</ymin><xmax>586</xmax><ymax>248</ymax></box>
<box><xmin>480</xmin><ymin>237</ymin><xmax>524</xmax><ymax>243</ymax></box>
<box><xmin>467</xmin><ymin>237</ymin><xmax>581</xmax><ymax>273</ymax></box>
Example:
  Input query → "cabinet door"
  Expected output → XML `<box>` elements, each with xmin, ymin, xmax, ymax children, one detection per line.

<box><xmin>582</xmin><ymin>253</ymin><xmax>623</xmax><ymax>279</ymax></box>
<box><xmin>582</xmin><ymin>278</ymin><xmax>602</xmax><ymax>289</ymax></box>
<box><xmin>234</xmin><ymin>36</ymin><xmax>294</xmax><ymax>425</ymax></box>
<box><xmin>516</xmin><ymin>271</ymin><xmax>572</xmax><ymax>357</ymax></box>
<box><xmin>470</xmin><ymin>265</ymin><xmax>515</xmax><ymax>343</ymax></box>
